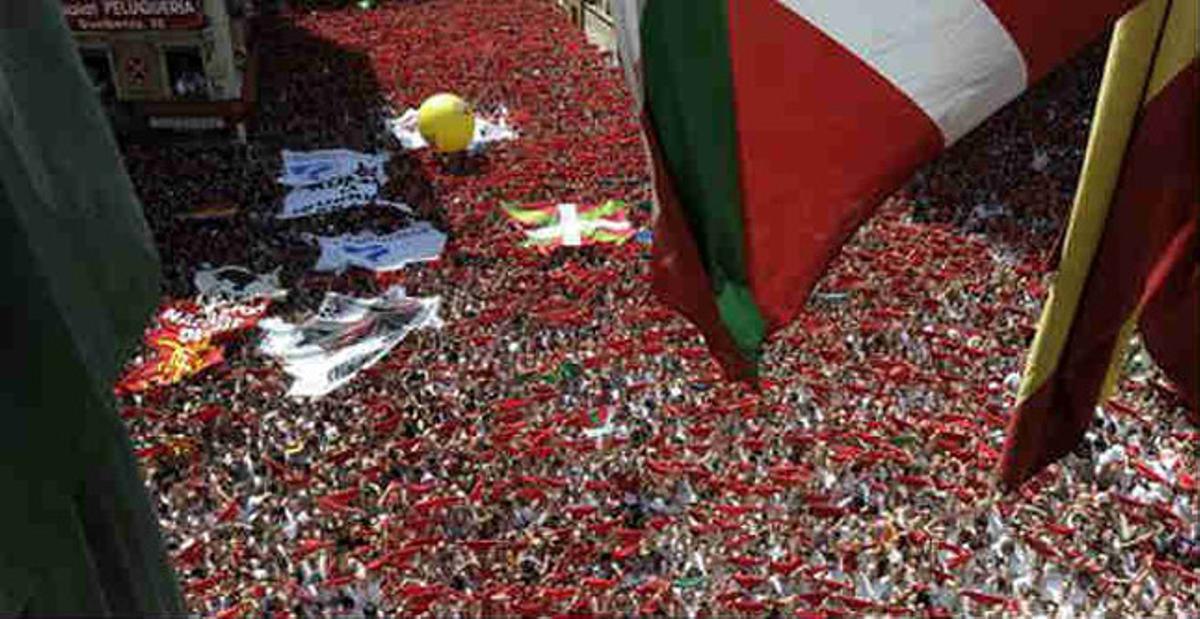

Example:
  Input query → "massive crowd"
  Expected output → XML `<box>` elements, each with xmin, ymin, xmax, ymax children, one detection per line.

<box><xmin>116</xmin><ymin>1</ymin><xmax>1198</xmax><ymax>617</ymax></box>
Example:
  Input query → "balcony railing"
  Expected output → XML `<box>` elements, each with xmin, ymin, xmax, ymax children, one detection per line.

<box><xmin>555</xmin><ymin>0</ymin><xmax>614</xmax><ymax>52</ymax></box>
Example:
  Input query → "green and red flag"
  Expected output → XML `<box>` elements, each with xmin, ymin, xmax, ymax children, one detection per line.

<box><xmin>614</xmin><ymin>0</ymin><xmax>1138</xmax><ymax>376</ymax></box>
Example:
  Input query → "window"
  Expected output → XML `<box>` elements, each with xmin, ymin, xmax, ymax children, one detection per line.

<box><xmin>226</xmin><ymin>0</ymin><xmax>247</xmax><ymax>18</ymax></box>
<box><xmin>164</xmin><ymin>47</ymin><xmax>208</xmax><ymax>100</ymax></box>
<box><xmin>80</xmin><ymin>48</ymin><xmax>115</xmax><ymax>102</ymax></box>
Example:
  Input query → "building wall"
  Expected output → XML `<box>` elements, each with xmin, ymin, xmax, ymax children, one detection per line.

<box><xmin>66</xmin><ymin>0</ymin><xmax>241</xmax><ymax>104</ymax></box>
<box><xmin>201</xmin><ymin>0</ymin><xmax>239</xmax><ymax>100</ymax></box>
<box><xmin>76</xmin><ymin>30</ymin><xmax>201</xmax><ymax>100</ymax></box>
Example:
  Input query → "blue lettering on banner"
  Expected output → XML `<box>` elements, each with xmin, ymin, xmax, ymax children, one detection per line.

<box><xmin>288</xmin><ymin>161</ymin><xmax>334</xmax><ymax>182</ymax></box>
<box><xmin>341</xmin><ymin>243</ymin><xmax>389</xmax><ymax>263</ymax></box>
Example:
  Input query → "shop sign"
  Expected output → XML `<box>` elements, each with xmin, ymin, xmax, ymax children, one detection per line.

<box><xmin>62</xmin><ymin>0</ymin><xmax>204</xmax><ymax>31</ymax></box>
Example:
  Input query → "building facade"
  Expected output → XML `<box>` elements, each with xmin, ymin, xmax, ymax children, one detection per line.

<box><xmin>62</xmin><ymin>0</ymin><xmax>256</xmax><ymax>132</ymax></box>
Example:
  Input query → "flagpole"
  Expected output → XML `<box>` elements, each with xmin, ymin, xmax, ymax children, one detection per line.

<box><xmin>1014</xmin><ymin>0</ymin><xmax>1172</xmax><ymax>403</ymax></box>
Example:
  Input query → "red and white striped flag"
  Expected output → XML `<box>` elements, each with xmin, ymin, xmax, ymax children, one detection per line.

<box><xmin>616</xmin><ymin>0</ymin><xmax>1139</xmax><ymax>375</ymax></box>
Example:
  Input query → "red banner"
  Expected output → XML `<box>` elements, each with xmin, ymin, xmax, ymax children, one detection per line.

<box><xmin>62</xmin><ymin>0</ymin><xmax>204</xmax><ymax>31</ymax></box>
<box><xmin>113</xmin><ymin>299</ymin><xmax>270</xmax><ymax>394</ymax></box>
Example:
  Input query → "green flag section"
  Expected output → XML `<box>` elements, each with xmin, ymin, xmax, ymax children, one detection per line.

<box><xmin>617</xmin><ymin>0</ymin><xmax>1138</xmax><ymax>377</ymax></box>
<box><xmin>629</xmin><ymin>0</ymin><xmax>765</xmax><ymax>377</ymax></box>
<box><xmin>0</xmin><ymin>0</ymin><xmax>182</xmax><ymax>613</ymax></box>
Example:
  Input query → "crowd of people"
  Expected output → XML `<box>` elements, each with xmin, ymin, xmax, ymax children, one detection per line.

<box><xmin>115</xmin><ymin>1</ymin><xmax>1198</xmax><ymax>617</ymax></box>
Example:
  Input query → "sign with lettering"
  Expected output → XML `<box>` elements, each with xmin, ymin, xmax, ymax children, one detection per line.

<box><xmin>149</xmin><ymin>116</ymin><xmax>227</xmax><ymax>131</ymax></box>
<box><xmin>62</xmin><ymin>0</ymin><xmax>205</xmax><ymax>31</ymax></box>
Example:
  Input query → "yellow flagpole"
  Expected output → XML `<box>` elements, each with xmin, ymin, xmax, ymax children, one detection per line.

<box><xmin>1016</xmin><ymin>0</ymin><xmax>1172</xmax><ymax>401</ymax></box>
<box><xmin>1095</xmin><ymin>0</ymin><xmax>1200</xmax><ymax>401</ymax></box>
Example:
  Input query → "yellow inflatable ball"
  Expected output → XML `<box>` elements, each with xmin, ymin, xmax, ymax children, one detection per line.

<box><xmin>417</xmin><ymin>93</ymin><xmax>475</xmax><ymax>153</ymax></box>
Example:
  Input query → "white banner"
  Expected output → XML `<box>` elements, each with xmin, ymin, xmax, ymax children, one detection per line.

<box><xmin>193</xmin><ymin>265</ymin><xmax>287</xmax><ymax>302</ymax></box>
<box><xmin>278</xmin><ymin>149</ymin><xmax>389</xmax><ymax>187</ymax></box>
<box><xmin>311</xmin><ymin>222</ymin><xmax>447</xmax><ymax>273</ymax></box>
<box><xmin>389</xmin><ymin>107</ymin><xmax>518</xmax><ymax>151</ymax></box>
<box><xmin>276</xmin><ymin>148</ymin><xmax>404</xmax><ymax>219</ymax></box>
<box><xmin>259</xmin><ymin>287</ymin><xmax>442</xmax><ymax>397</ymax></box>
<box><xmin>277</xmin><ymin>180</ymin><xmax>381</xmax><ymax>219</ymax></box>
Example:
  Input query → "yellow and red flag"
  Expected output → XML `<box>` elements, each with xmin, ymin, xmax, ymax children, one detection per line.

<box><xmin>1000</xmin><ymin>0</ymin><xmax>1198</xmax><ymax>488</ymax></box>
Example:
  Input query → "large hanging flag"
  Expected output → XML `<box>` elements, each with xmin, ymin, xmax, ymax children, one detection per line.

<box><xmin>258</xmin><ymin>287</ymin><xmax>442</xmax><ymax>398</ymax></box>
<box><xmin>2</xmin><ymin>1</ymin><xmax>182</xmax><ymax>611</ymax></box>
<box><xmin>615</xmin><ymin>0</ymin><xmax>1139</xmax><ymax>375</ymax></box>
<box><xmin>1000</xmin><ymin>0</ymin><xmax>1198</xmax><ymax>489</ymax></box>
<box><xmin>503</xmin><ymin>200</ymin><xmax>636</xmax><ymax>252</ymax></box>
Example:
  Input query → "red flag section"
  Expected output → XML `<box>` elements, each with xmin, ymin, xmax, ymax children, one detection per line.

<box><xmin>632</xmin><ymin>0</ymin><xmax>1137</xmax><ymax>374</ymax></box>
